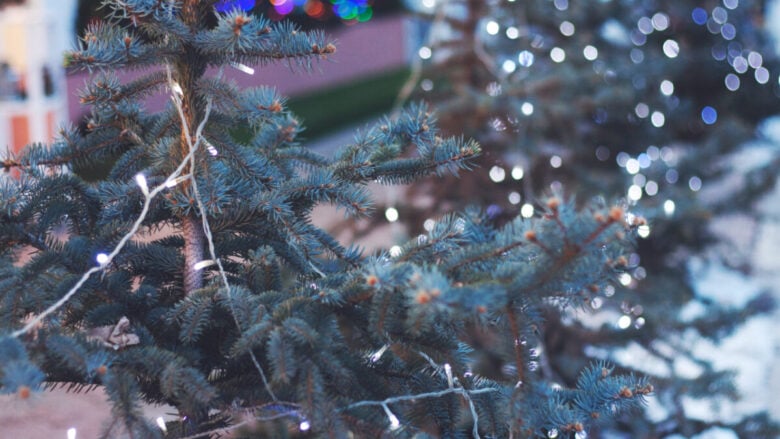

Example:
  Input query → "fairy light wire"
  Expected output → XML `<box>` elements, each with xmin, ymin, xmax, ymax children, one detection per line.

<box><xmin>415</xmin><ymin>349</ymin><xmax>483</xmax><ymax>438</ymax></box>
<box><xmin>167</xmin><ymin>63</ymin><xmax>278</xmax><ymax>402</ymax></box>
<box><xmin>11</xmin><ymin>100</ymin><xmax>210</xmax><ymax>339</ymax></box>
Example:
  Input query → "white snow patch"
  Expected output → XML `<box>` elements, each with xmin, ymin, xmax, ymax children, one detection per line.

<box><xmin>673</xmin><ymin>355</ymin><xmax>704</xmax><ymax>380</ymax></box>
<box><xmin>678</xmin><ymin>300</ymin><xmax>707</xmax><ymax>322</ymax></box>
<box><xmin>691</xmin><ymin>426</ymin><xmax>738</xmax><ymax>439</ymax></box>
<box><xmin>682</xmin><ymin>316</ymin><xmax>776</xmax><ymax>423</ymax></box>
<box><xmin>644</xmin><ymin>395</ymin><xmax>670</xmax><ymax>423</ymax></box>
<box><xmin>759</xmin><ymin>115</ymin><xmax>780</xmax><ymax>143</ymax></box>
<box><xmin>610</xmin><ymin>341</ymin><xmax>671</xmax><ymax>378</ymax></box>
<box><xmin>571</xmin><ymin>308</ymin><xmax>623</xmax><ymax>330</ymax></box>
<box><xmin>688</xmin><ymin>258</ymin><xmax>763</xmax><ymax>308</ymax></box>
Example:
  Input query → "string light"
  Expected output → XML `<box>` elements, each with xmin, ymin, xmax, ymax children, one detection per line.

<box><xmin>204</xmin><ymin>139</ymin><xmax>219</xmax><ymax>156</ymax></box>
<box><xmin>511</xmin><ymin>165</ymin><xmax>524</xmax><ymax>180</ymax></box>
<box><xmin>583</xmin><ymin>45</ymin><xmax>598</xmax><ymax>61</ymax></box>
<box><xmin>559</xmin><ymin>21</ymin><xmax>575</xmax><ymax>36</ymax></box>
<box><xmin>659</xmin><ymin>80</ymin><xmax>674</xmax><ymax>96</ymax></box>
<box><xmin>135</xmin><ymin>173</ymin><xmax>149</xmax><ymax>196</ymax></box>
<box><xmin>662</xmin><ymin>39</ymin><xmax>680</xmax><ymax>58</ymax></box>
<box><xmin>634</xmin><ymin>103</ymin><xmax>649</xmax><ymax>118</ymax></box>
<box><xmin>444</xmin><ymin>363</ymin><xmax>454</xmax><ymax>389</ymax></box>
<box><xmin>489</xmin><ymin>165</ymin><xmax>506</xmax><ymax>182</ymax></box>
<box><xmin>370</xmin><ymin>344</ymin><xmax>390</xmax><ymax>363</ymax></box>
<box><xmin>732</xmin><ymin>56</ymin><xmax>748</xmax><ymax>73</ymax></box>
<box><xmin>748</xmin><ymin>51</ymin><xmax>763</xmax><ymax>68</ymax></box>
<box><xmin>518</xmin><ymin>50</ymin><xmax>534</xmax><ymax>67</ymax></box>
<box><xmin>688</xmin><ymin>176</ymin><xmax>703</xmax><ymax>191</ymax></box>
<box><xmin>701</xmin><ymin>106</ymin><xmax>718</xmax><ymax>124</ymax></box>
<box><xmin>650</xmin><ymin>111</ymin><xmax>665</xmax><ymax>127</ymax></box>
<box><xmin>520</xmin><ymin>203</ymin><xmax>534</xmax><ymax>218</ymax></box>
<box><xmin>165</xmin><ymin>175</ymin><xmax>189</xmax><ymax>188</ymax></box>
<box><xmin>95</xmin><ymin>253</ymin><xmax>109</xmax><ymax>266</ymax></box>
<box><xmin>625</xmin><ymin>158</ymin><xmax>640</xmax><ymax>174</ymax></box>
<box><xmin>645</xmin><ymin>181</ymin><xmax>658</xmax><ymax>196</ymax></box>
<box><xmin>299</xmin><ymin>420</ymin><xmax>311</xmax><ymax>431</ymax></box>
<box><xmin>11</xmin><ymin>78</ymin><xmax>215</xmax><ymax>340</ymax></box>
<box><xmin>193</xmin><ymin>260</ymin><xmax>216</xmax><ymax>271</ymax></box>
<box><xmin>485</xmin><ymin>20</ymin><xmax>500</xmax><ymax>35</ymax></box>
<box><xmin>156</xmin><ymin>417</ymin><xmax>167</xmax><ymax>432</ymax></box>
<box><xmin>382</xmin><ymin>404</ymin><xmax>401</xmax><ymax>430</ymax></box>
<box><xmin>502</xmin><ymin>60</ymin><xmax>517</xmax><ymax>73</ymax></box>
<box><xmin>229</xmin><ymin>62</ymin><xmax>255</xmax><ymax>75</ymax></box>
<box><xmin>67</xmin><ymin>428</ymin><xmax>77</xmax><ymax>439</ymax></box>
<box><xmin>550</xmin><ymin>47</ymin><xmax>566</xmax><ymax>63</ymax></box>
<box><xmin>755</xmin><ymin>67</ymin><xmax>770</xmax><ymax>84</ymax></box>
<box><xmin>627</xmin><ymin>185</ymin><xmax>643</xmax><ymax>201</ymax></box>
<box><xmin>385</xmin><ymin>207</ymin><xmax>399</xmax><ymax>222</ymax></box>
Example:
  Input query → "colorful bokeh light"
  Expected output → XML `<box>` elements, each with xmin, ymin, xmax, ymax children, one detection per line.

<box><xmin>272</xmin><ymin>0</ymin><xmax>295</xmax><ymax>15</ymax></box>
<box><xmin>304</xmin><ymin>0</ymin><xmax>327</xmax><ymax>19</ymax></box>
<box><xmin>330</xmin><ymin>0</ymin><xmax>374</xmax><ymax>22</ymax></box>
<box><xmin>215</xmin><ymin>0</ymin><xmax>256</xmax><ymax>13</ymax></box>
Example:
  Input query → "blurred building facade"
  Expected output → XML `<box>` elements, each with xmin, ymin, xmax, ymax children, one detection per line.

<box><xmin>0</xmin><ymin>0</ymin><xmax>76</xmax><ymax>158</ymax></box>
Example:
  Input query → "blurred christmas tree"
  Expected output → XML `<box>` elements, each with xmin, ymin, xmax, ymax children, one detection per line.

<box><xmin>396</xmin><ymin>0</ymin><xmax>780</xmax><ymax>436</ymax></box>
<box><xmin>0</xmin><ymin>1</ymin><xmax>655</xmax><ymax>438</ymax></box>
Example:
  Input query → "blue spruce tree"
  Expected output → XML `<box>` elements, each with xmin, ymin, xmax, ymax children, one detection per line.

<box><xmin>1</xmin><ymin>1</ymin><xmax>651</xmax><ymax>437</ymax></box>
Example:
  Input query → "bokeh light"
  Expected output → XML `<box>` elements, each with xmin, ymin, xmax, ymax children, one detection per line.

<box><xmin>701</xmin><ymin>106</ymin><xmax>718</xmax><ymax>124</ymax></box>
<box><xmin>215</xmin><ymin>0</ymin><xmax>255</xmax><ymax>12</ymax></box>
<box><xmin>330</xmin><ymin>0</ymin><xmax>373</xmax><ymax>22</ymax></box>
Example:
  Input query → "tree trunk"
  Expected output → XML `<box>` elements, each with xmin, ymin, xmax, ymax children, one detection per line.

<box><xmin>178</xmin><ymin>0</ymin><xmax>208</xmax><ymax>295</ymax></box>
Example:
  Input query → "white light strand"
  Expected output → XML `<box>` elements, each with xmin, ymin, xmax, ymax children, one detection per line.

<box><xmin>344</xmin><ymin>387</ymin><xmax>498</xmax><ymax>433</ymax></box>
<box><xmin>382</xmin><ymin>403</ymin><xmax>401</xmax><ymax>430</ymax></box>
<box><xmin>135</xmin><ymin>173</ymin><xmax>149</xmax><ymax>196</ymax></box>
<box><xmin>156</xmin><ymin>417</ymin><xmax>167</xmax><ymax>432</ymax></box>
<box><xmin>177</xmin><ymin>409</ymin><xmax>303</xmax><ymax>439</ymax></box>
<box><xmin>168</xmin><ymin>63</ymin><xmax>278</xmax><ymax>402</ymax></box>
<box><xmin>11</xmin><ymin>97</ymin><xmax>207</xmax><ymax>338</ymax></box>
<box><xmin>444</xmin><ymin>363</ymin><xmax>454</xmax><ymax>389</ymax></box>
<box><xmin>230</xmin><ymin>62</ymin><xmax>255</xmax><ymax>75</ymax></box>
<box><xmin>165</xmin><ymin>174</ymin><xmax>190</xmax><ymax>188</ymax></box>
<box><xmin>415</xmin><ymin>350</ymin><xmax>482</xmax><ymax>438</ymax></box>
<box><xmin>370</xmin><ymin>344</ymin><xmax>390</xmax><ymax>363</ymax></box>
<box><xmin>193</xmin><ymin>259</ymin><xmax>216</xmax><ymax>271</ymax></box>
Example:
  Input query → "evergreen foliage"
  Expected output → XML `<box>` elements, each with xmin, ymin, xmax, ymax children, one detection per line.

<box><xmin>399</xmin><ymin>0</ymin><xmax>780</xmax><ymax>436</ymax></box>
<box><xmin>0</xmin><ymin>1</ymin><xmax>651</xmax><ymax>437</ymax></box>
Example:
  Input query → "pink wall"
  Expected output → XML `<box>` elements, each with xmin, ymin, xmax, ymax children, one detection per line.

<box><xmin>65</xmin><ymin>16</ymin><xmax>407</xmax><ymax>124</ymax></box>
